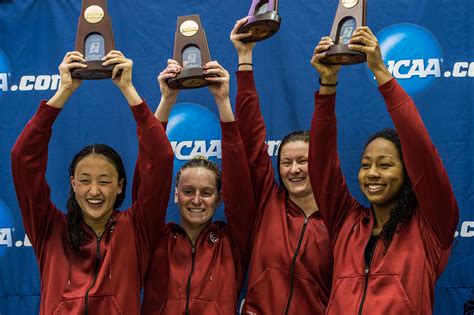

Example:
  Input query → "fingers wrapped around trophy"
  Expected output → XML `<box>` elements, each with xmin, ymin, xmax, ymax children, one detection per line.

<box><xmin>167</xmin><ymin>15</ymin><xmax>217</xmax><ymax>89</ymax></box>
<box><xmin>320</xmin><ymin>0</ymin><xmax>367</xmax><ymax>65</ymax></box>
<box><xmin>72</xmin><ymin>0</ymin><xmax>117</xmax><ymax>79</ymax></box>
<box><xmin>237</xmin><ymin>0</ymin><xmax>281</xmax><ymax>43</ymax></box>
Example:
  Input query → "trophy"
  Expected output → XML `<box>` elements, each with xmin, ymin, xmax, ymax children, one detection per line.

<box><xmin>71</xmin><ymin>0</ymin><xmax>116</xmax><ymax>79</ymax></box>
<box><xmin>168</xmin><ymin>15</ymin><xmax>215</xmax><ymax>89</ymax></box>
<box><xmin>321</xmin><ymin>0</ymin><xmax>367</xmax><ymax>65</ymax></box>
<box><xmin>238</xmin><ymin>0</ymin><xmax>281</xmax><ymax>42</ymax></box>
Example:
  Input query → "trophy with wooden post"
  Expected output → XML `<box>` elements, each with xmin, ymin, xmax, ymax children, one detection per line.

<box><xmin>71</xmin><ymin>0</ymin><xmax>116</xmax><ymax>79</ymax></box>
<box><xmin>321</xmin><ymin>0</ymin><xmax>367</xmax><ymax>65</ymax></box>
<box><xmin>237</xmin><ymin>0</ymin><xmax>281</xmax><ymax>42</ymax></box>
<box><xmin>167</xmin><ymin>15</ymin><xmax>215</xmax><ymax>89</ymax></box>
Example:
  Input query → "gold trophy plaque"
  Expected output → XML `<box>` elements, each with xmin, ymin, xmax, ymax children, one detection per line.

<box><xmin>71</xmin><ymin>0</ymin><xmax>116</xmax><ymax>79</ymax></box>
<box><xmin>167</xmin><ymin>15</ymin><xmax>215</xmax><ymax>89</ymax></box>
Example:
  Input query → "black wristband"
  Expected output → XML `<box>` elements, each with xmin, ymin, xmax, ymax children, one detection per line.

<box><xmin>238</xmin><ymin>62</ymin><xmax>253</xmax><ymax>67</ymax></box>
<box><xmin>319</xmin><ymin>77</ymin><xmax>337</xmax><ymax>87</ymax></box>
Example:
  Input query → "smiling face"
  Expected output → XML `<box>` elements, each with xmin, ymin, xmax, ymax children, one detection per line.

<box><xmin>358</xmin><ymin>137</ymin><xmax>405</xmax><ymax>212</ymax></box>
<box><xmin>175</xmin><ymin>167</ymin><xmax>220</xmax><ymax>232</ymax></box>
<box><xmin>279</xmin><ymin>141</ymin><xmax>313</xmax><ymax>200</ymax></box>
<box><xmin>70</xmin><ymin>154</ymin><xmax>123</xmax><ymax>228</ymax></box>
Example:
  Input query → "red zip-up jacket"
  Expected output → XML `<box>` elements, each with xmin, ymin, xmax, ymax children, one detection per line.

<box><xmin>236</xmin><ymin>71</ymin><xmax>333</xmax><ymax>315</ymax></box>
<box><xmin>140</xmin><ymin>120</ymin><xmax>257</xmax><ymax>315</ymax></box>
<box><xmin>11</xmin><ymin>100</ymin><xmax>173</xmax><ymax>315</ymax></box>
<box><xmin>308</xmin><ymin>79</ymin><xmax>459</xmax><ymax>314</ymax></box>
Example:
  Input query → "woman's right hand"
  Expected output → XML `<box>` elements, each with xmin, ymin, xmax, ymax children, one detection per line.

<box><xmin>310</xmin><ymin>36</ymin><xmax>341</xmax><ymax>84</ymax></box>
<box><xmin>47</xmin><ymin>51</ymin><xmax>87</xmax><ymax>108</ymax></box>
<box><xmin>58</xmin><ymin>51</ymin><xmax>86</xmax><ymax>95</ymax></box>
<box><xmin>157</xmin><ymin>59</ymin><xmax>181</xmax><ymax>100</ymax></box>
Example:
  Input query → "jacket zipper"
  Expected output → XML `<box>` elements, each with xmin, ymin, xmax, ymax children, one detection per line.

<box><xmin>358</xmin><ymin>236</ymin><xmax>380</xmax><ymax>315</ymax></box>
<box><xmin>283</xmin><ymin>216</ymin><xmax>309</xmax><ymax>315</ymax></box>
<box><xmin>185</xmin><ymin>245</ymin><xmax>196</xmax><ymax>315</ymax></box>
<box><xmin>84</xmin><ymin>235</ymin><xmax>101</xmax><ymax>315</ymax></box>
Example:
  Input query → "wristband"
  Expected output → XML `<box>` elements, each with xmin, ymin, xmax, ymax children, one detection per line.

<box><xmin>319</xmin><ymin>77</ymin><xmax>337</xmax><ymax>87</ymax></box>
<box><xmin>238</xmin><ymin>62</ymin><xmax>253</xmax><ymax>67</ymax></box>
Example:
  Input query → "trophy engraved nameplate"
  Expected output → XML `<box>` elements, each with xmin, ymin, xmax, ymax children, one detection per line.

<box><xmin>238</xmin><ymin>0</ymin><xmax>281</xmax><ymax>42</ymax></box>
<box><xmin>168</xmin><ymin>15</ymin><xmax>215</xmax><ymax>89</ymax></box>
<box><xmin>72</xmin><ymin>0</ymin><xmax>116</xmax><ymax>79</ymax></box>
<box><xmin>321</xmin><ymin>0</ymin><xmax>367</xmax><ymax>65</ymax></box>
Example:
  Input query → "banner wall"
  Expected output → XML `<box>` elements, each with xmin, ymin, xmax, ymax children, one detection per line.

<box><xmin>0</xmin><ymin>0</ymin><xmax>472</xmax><ymax>313</ymax></box>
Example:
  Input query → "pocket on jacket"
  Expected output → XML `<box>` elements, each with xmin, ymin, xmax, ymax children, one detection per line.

<box><xmin>53</xmin><ymin>295</ymin><xmax>124</xmax><ymax>315</ymax></box>
<box><xmin>88</xmin><ymin>295</ymin><xmax>124</xmax><ymax>314</ymax></box>
<box><xmin>157</xmin><ymin>298</ymin><xmax>222</xmax><ymax>315</ymax></box>
<box><xmin>244</xmin><ymin>267</ymin><xmax>326</xmax><ymax>315</ymax></box>
<box><xmin>327</xmin><ymin>274</ymin><xmax>415</xmax><ymax>315</ymax></box>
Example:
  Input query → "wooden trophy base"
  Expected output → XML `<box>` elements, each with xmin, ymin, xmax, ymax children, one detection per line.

<box><xmin>71</xmin><ymin>60</ymin><xmax>114</xmax><ymax>80</ymax></box>
<box><xmin>320</xmin><ymin>44</ymin><xmax>366</xmax><ymax>65</ymax></box>
<box><xmin>238</xmin><ymin>11</ymin><xmax>281</xmax><ymax>42</ymax></box>
<box><xmin>167</xmin><ymin>67</ymin><xmax>215</xmax><ymax>89</ymax></box>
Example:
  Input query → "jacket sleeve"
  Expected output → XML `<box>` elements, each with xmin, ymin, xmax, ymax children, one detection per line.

<box><xmin>221</xmin><ymin>120</ymin><xmax>257</xmax><ymax>268</ymax></box>
<box><xmin>380</xmin><ymin>79</ymin><xmax>459</xmax><ymax>248</ymax></box>
<box><xmin>235</xmin><ymin>70</ymin><xmax>279</xmax><ymax>211</ymax></box>
<box><xmin>11</xmin><ymin>101</ymin><xmax>63</xmax><ymax>254</ymax></box>
<box><xmin>308</xmin><ymin>92</ymin><xmax>360</xmax><ymax>242</ymax></box>
<box><xmin>129</xmin><ymin>102</ymin><xmax>174</xmax><ymax>251</ymax></box>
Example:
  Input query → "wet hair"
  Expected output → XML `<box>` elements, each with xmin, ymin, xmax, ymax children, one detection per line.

<box><xmin>66</xmin><ymin>144</ymin><xmax>126</xmax><ymax>251</ymax></box>
<box><xmin>362</xmin><ymin>128</ymin><xmax>418</xmax><ymax>251</ymax></box>
<box><xmin>276</xmin><ymin>130</ymin><xmax>310</xmax><ymax>190</ymax></box>
<box><xmin>175</xmin><ymin>156</ymin><xmax>222</xmax><ymax>194</ymax></box>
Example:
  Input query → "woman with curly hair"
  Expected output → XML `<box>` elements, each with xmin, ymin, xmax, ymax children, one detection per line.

<box><xmin>309</xmin><ymin>26</ymin><xmax>459</xmax><ymax>314</ymax></box>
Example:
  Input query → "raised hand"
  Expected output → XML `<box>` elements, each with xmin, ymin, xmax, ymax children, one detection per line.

<box><xmin>310</xmin><ymin>36</ymin><xmax>341</xmax><ymax>84</ymax></box>
<box><xmin>154</xmin><ymin>59</ymin><xmax>182</xmax><ymax>122</ymax></box>
<box><xmin>102</xmin><ymin>50</ymin><xmax>133</xmax><ymax>90</ymax></box>
<box><xmin>204</xmin><ymin>61</ymin><xmax>234</xmax><ymax>122</ymax></box>
<box><xmin>47</xmin><ymin>51</ymin><xmax>87</xmax><ymax>108</ymax></box>
<box><xmin>204</xmin><ymin>61</ymin><xmax>230</xmax><ymax>103</ymax></box>
<box><xmin>102</xmin><ymin>50</ymin><xmax>141</xmax><ymax>106</ymax></box>
<box><xmin>348</xmin><ymin>26</ymin><xmax>392</xmax><ymax>85</ymax></box>
<box><xmin>230</xmin><ymin>17</ymin><xmax>256</xmax><ymax>56</ymax></box>
<box><xmin>157</xmin><ymin>59</ymin><xmax>182</xmax><ymax>100</ymax></box>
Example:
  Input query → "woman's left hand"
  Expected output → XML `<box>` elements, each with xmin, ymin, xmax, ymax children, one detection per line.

<box><xmin>349</xmin><ymin>26</ymin><xmax>392</xmax><ymax>84</ymax></box>
<box><xmin>204</xmin><ymin>61</ymin><xmax>230</xmax><ymax>103</ymax></box>
<box><xmin>348</xmin><ymin>26</ymin><xmax>385</xmax><ymax>72</ymax></box>
<box><xmin>103</xmin><ymin>50</ymin><xmax>134</xmax><ymax>90</ymax></box>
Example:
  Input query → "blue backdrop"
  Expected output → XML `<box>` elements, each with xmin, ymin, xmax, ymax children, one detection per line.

<box><xmin>0</xmin><ymin>0</ymin><xmax>472</xmax><ymax>314</ymax></box>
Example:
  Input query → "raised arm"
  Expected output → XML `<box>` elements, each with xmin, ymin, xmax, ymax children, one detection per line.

<box><xmin>107</xmin><ymin>51</ymin><xmax>174</xmax><ymax>250</ymax></box>
<box><xmin>308</xmin><ymin>37</ymin><xmax>359</xmax><ymax>240</ymax></box>
<box><xmin>206</xmin><ymin>61</ymin><xmax>257</xmax><ymax>265</ymax></box>
<box><xmin>131</xmin><ymin>60</ymin><xmax>179</xmax><ymax>204</ymax></box>
<box><xmin>231</xmin><ymin>18</ymin><xmax>278</xmax><ymax>210</ymax></box>
<box><xmin>11</xmin><ymin>51</ymin><xmax>86</xmax><ymax>251</ymax></box>
<box><xmin>350</xmin><ymin>26</ymin><xmax>459</xmax><ymax>247</ymax></box>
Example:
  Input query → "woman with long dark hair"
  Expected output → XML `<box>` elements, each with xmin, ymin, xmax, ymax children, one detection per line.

<box><xmin>309</xmin><ymin>27</ymin><xmax>459</xmax><ymax>314</ymax></box>
<box><xmin>11</xmin><ymin>50</ymin><xmax>174</xmax><ymax>314</ymax></box>
<box><xmin>139</xmin><ymin>60</ymin><xmax>257</xmax><ymax>314</ymax></box>
<box><xmin>229</xmin><ymin>18</ymin><xmax>333</xmax><ymax>314</ymax></box>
